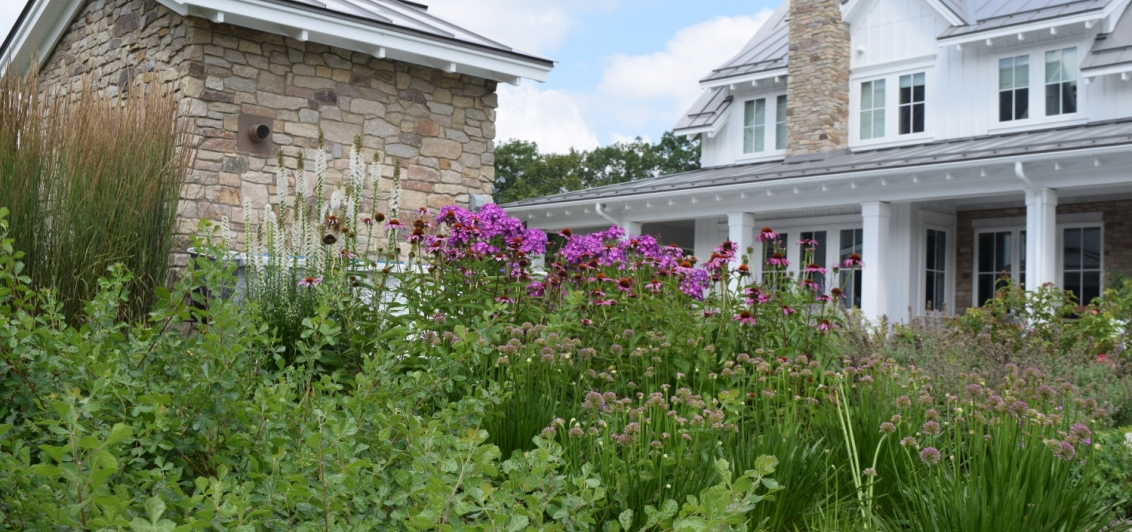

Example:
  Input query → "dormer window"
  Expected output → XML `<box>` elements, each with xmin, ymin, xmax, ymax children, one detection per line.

<box><xmin>1045</xmin><ymin>47</ymin><xmax>1077</xmax><ymax>116</ymax></box>
<box><xmin>742</xmin><ymin>95</ymin><xmax>788</xmax><ymax>155</ymax></box>
<box><xmin>898</xmin><ymin>73</ymin><xmax>925</xmax><ymax>134</ymax></box>
<box><xmin>998</xmin><ymin>55</ymin><xmax>1029</xmax><ymax>122</ymax></box>
<box><xmin>743</xmin><ymin>99</ymin><xmax>767</xmax><ymax>154</ymax></box>
<box><xmin>860</xmin><ymin>80</ymin><xmax>886</xmax><ymax>140</ymax></box>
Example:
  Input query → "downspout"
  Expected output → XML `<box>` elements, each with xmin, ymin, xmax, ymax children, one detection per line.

<box><xmin>595</xmin><ymin>203</ymin><xmax>621</xmax><ymax>228</ymax></box>
<box><xmin>1014</xmin><ymin>161</ymin><xmax>1038</xmax><ymax>191</ymax></box>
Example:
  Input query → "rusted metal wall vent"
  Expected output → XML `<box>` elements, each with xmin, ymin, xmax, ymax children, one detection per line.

<box><xmin>237</xmin><ymin>112</ymin><xmax>275</xmax><ymax>155</ymax></box>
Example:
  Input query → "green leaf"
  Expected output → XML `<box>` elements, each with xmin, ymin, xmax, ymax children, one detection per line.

<box><xmin>508</xmin><ymin>515</ymin><xmax>529</xmax><ymax>532</ymax></box>
<box><xmin>28</xmin><ymin>464</ymin><xmax>62</xmax><ymax>477</ymax></box>
<box><xmin>105</xmin><ymin>423</ymin><xmax>133</xmax><ymax>446</ymax></box>
<box><xmin>146</xmin><ymin>496</ymin><xmax>167</xmax><ymax>523</ymax></box>
<box><xmin>619</xmin><ymin>509</ymin><xmax>634</xmax><ymax>530</ymax></box>
<box><xmin>79</xmin><ymin>436</ymin><xmax>102</xmax><ymax>450</ymax></box>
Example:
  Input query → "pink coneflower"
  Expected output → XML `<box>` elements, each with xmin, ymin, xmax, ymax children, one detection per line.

<box><xmin>416</xmin><ymin>206</ymin><xmax>429</xmax><ymax>215</ymax></box>
<box><xmin>797</xmin><ymin>238</ymin><xmax>820</xmax><ymax>250</ymax></box>
<box><xmin>494</xmin><ymin>296</ymin><xmax>515</xmax><ymax>304</ymax></box>
<box><xmin>814</xmin><ymin>319</ymin><xmax>834</xmax><ymax>332</ymax></box>
<box><xmin>617</xmin><ymin>278</ymin><xmax>633</xmax><ymax>292</ymax></box>
<box><xmin>645</xmin><ymin>279</ymin><xmax>662</xmax><ymax>293</ymax></box>
<box><xmin>830</xmin><ymin>287</ymin><xmax>846</xmax><ymax>299</ymax></box>
<box><xmin>842</xmin><ymin>253</ymin><xmax>864</xmax><ymax>268</ymax></box>
<box><xmin>407</xmin><ymin>227</ymin><xmax>426</xmax><ymax>243</ymax></box>
<box><xmin>815</xmin><ymin>294</ymin><xmax>833</xmax><ymax>303</ymax></box>
<box><xmin>595</xmin><ymin>298</ymin><xmax>617</xmax><ymax>306</ymax></box>
<box><xmin>804</xmin><ymin>263</ymin><xmax>827</xmax><ymax>274</ymax></box>
<box><xmin>736</xmin><ymin>263</ymin><xmax>750</xmax><ymax>276</ymax></box>
<box><xmin>733</xmin><ymin>311</ymin><xmax>757</xmax><ymax>326</ymax></box>
<box><xmin>558</xmin><ymin>227</ymin><xmax>573</xmax><ymax>238</ymax></box>
<box><xmin>781</xmin><ymin>305</ymin><xmax>797</xmax><ymax>316</ymax></box>
<box><xmin>755</xmin><ymin>227</ymin><xmax>779</xmax><ymax>243</ymax></box>
<box><xmin>580</xmin><ymin>318</ymin><xmax>593</xmax><ymax>325</ymax></box>
<box><xmin>386</xmin><ymin>219</ymin><xmax>405</xmax><ymax>230</ymax></box>
<box><xmin>589</xmin><ymin>289</ymin><xmax>606</xmax><ymax>299</ymax></box>
<box><xmin>800</xmin><ymin>279</ymin><xmax>820</xmax><ymax>291</ymax></box>
<box><xmin>766</xmin><ymin>252</ymin><xmax>790</xmax><ymax>267</ymax></box>
<box><xmin>298</xmin><ymin>276</ymin><xmax>322</xmax><ymax>287</ymax></box>
<box><xmin>361</xmin><ymin>216</ymin><xmax>374</xmax><ymax>226</ymax></box>
<box><xmin>325</xmin><ymin>215</ymin><xmax>340</xmax><ymax>227</ymax></box>
<box><xmin>703</xmin><ymin>308</ymin><xmax>720</xmax><ymax>318</ymax></box>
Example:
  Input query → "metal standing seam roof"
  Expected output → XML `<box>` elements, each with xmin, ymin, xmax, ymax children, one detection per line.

<box><xmin>673</xmin><ymin>89</ymin><xmax>733</xmax><ymax>134</ymax></box>
<box><xmin>1082</xmin><ymin>2</ymin><xmax>1132</xmax><ymax>71</ymax></box>
<box><xmin>265</xmin><ymin>0</ymin><xmax>552</xmax><ymax>65</ymax></box>
<box><xmin>938</xmin><ymin>0</ymin><xmax>1116</xmax><ymax>38</ymax></box>
<box><xmin>699</xmin><ymin>0</ymin><xmax>791</xmax><ymax>85</ymax></box>
<box><xmin>503</xmin><ymin>118</ymin><xmax>1132</xmax><ymax>208</ymax></box>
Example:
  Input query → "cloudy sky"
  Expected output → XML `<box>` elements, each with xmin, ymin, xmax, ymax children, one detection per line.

<box><xmin>0</xmin><ymin>0</ymin><xmax>777</xmax><ymax>153</ymax></box>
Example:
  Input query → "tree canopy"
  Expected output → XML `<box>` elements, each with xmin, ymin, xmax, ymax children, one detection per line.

<box><xmin>492</xmin><ymin>132</ymin><xmax>701</xmax><ymax>205</ymax></box>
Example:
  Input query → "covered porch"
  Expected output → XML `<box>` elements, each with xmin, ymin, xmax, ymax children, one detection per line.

<box><xmin>503</xmin><ymin>119</ymin><xmax>1132</xmax><ymax>322</ymax></box>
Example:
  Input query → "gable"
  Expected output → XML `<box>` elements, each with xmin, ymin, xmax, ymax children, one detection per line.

<box><xmin>849</xmin><ymin>0</ymin><xmax>951</xmax><ymax>68</ymax></box>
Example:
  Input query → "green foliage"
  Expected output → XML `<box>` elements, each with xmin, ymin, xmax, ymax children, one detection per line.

<box><xmin>1093</xmin><ymin>428</ymin><xmax>1132</xmax><ymax>519</ymax></box>
<box><xmin>492</xmin><ymin>133</ymin><xmax>700</xmax><ymax>204</ymax></box>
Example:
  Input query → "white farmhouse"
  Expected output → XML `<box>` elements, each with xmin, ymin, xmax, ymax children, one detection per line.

<box><xmin>502</xmin><ymin>0</ymin><xmax>1132</xmax><ymax>322</ymax></box>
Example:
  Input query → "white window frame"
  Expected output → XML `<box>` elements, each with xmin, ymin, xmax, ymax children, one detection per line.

<box><xmin>1057</xmin><ymin>222</ymin><xmax>1104</xmax><ymax>304</ymax></box>
<box><xmin>850</xmin><ymin>66</ymin><xmax>934</xmax><ymax>149</ymax></box>
<box><xmin>748</xmin><ymin>217</ymin><xmax>864</xmax><ymax>308</ymax></box>
<box><xmin>897</xmin><ymin>72</ymin><xmax>927</xmax><ymax>136</ymax></box>
<box><xmin>972</xmin><ymin>226</ymin><xmax>1026</xmax><ymax>308</ymax></box>
<box><xmin>995</xmin><ymin>53</ymin><xmax>1032</xmax><ymax>124</ymax></box>
<box><xmin>921</xmin><ymin>224</ymin><xmax>954</xmax><ymax>314</ymax></box>
<box><xmin>1042</xmin><ymin>45</ymin><xmax>1081</xmax><ymax>119</ymax></box>
<box><xmin>859</xmin><ymin>79</ymin><xmax>887</xmax><ymax>140</ymax></box>
<box><xmin>736</xmin><ymin>91</ymin><xmax>788</xmax><ymax>162</ymax></box>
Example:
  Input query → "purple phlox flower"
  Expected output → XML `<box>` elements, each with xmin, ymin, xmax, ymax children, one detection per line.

<box><xmin>755</xmin><ymin>227</ymin><xmax>779</xmax><ymax>243</ymax></box>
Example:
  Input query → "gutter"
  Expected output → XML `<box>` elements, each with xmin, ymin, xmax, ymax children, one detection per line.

<box><xmin>594</xmin><ymin>203</ymin><xmax>620</xmax><ymax>226</ymax></box>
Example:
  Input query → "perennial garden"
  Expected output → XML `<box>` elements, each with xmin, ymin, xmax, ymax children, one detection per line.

<box><xmin>1</xmin><ymin>126</ymin><xmax>1132</xmax><ymax>531</ymax></box>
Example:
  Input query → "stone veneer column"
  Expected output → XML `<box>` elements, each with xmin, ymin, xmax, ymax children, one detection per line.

<box><xmin>785</xmin><ymin>0</ymin><xmax>851</xmax><ymax>156</ymax></box>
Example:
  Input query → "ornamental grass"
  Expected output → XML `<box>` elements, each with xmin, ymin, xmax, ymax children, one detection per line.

<box><xmin>0</xmin><ymin>67</ymin><xmax>191</xmax><ymax>322</ymax></box>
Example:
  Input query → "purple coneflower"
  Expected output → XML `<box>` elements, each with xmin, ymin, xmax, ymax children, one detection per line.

<box><xmin>385</xmin><ymin>218</ymin><xmax>405</xmax><ymax>230</ymax></box>
<box><xmin>594</xmin><ymin>298</ymin><xmax>617</xmax><ymax>306</ymax></box>
<box><xmin>804</xmin><ymin>263</ymin><xmax>827</xmax><ymax>274</ymax></box>
<box><xmin>733</xmin><ymin>311</ymin><xmax>757</xmax><ymax>326</ymax></box>
<box><xmin>755</xmin><ymin>227</ymin><xmax>779</xmax><ymax>243</ymax></box>
<box><xmin>645</xmin><ymin>279</ymin><xmax>662</xmax><ymax>293</ymax></box>
<box><xmin>617</xmin><ymin>278</ymin><xmax>633</xmax><ymax>292</ymax></box>
<box><xmin>558</xmin><ymin>227</ymin><xmax>573</xmax><ymax>238</ymax></box>
<box><xmin>494</xmin><ymin>296</ymin><xmax>515</xmax><ymax>304</ymax></box>
<box><xmin>798</xmin><ymin>238</ymin><xmax>820</xmax><ymax>250</ymax></box>
<box><xmin>361</xmin><ymin>216</ymin><xmax>374</xmax><ymax>226</ymax></box>
<box><xmin>842</xmin><ymin>253</ymin><xmax>864</xmax><ymax>268</ymax></box>
<box><xmin>580</xmin><ymin>318</ymin><xmax>593</xmax><ymax>326</ymax></box>
<box><xmin>766</xmin><ymin>252</ymin><xmax>790</xmax><ymax>267</ymax></box>
<box><xmin>297</xmin><ymin>276</ymin><xmax>322</xmax><ymax>288</ymax></box>
<box><xmin>814</xmin><ymin>319</ymin><xmax>834</xmax><ymax>332</ymax></box>
<box><xmin>781</xmin><ymin>305</ymin><xmax>797</xmax><ymax>316</ymax></box>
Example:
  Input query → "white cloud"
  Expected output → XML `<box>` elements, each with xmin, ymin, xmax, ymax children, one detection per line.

<box><xmin>597</xmin><ymin>11</ymin><xmax>773</xmax><ymax>124</ymax></box>
<box><xmin>495</xmin><ymin>84</ymin><xmax>600</xmax><ymax>154</ymax></box>
<box><xmin>423</xmin><ymin>0</ymin><xmax>611</xmax><ymax>54</ymax></box>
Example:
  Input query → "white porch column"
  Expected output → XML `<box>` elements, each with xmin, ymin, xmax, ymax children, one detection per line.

<box><xmin>694</xmin><ymin>218</ymin><xmax>719</xmax><ymax>262</ymax></box>
<box><xmin>625</xmin><ymin>221</ymin><xmax>643</xmax><ymax>237</ymax></box>
<box><xmin>727</xmin><ymin>213</ymin><xmax>756</xmax><ymax>260</ymax></box>
<box><xmin>861</xmin><ymin>202</ymin><xmax>891</xmax><ymax>320</ymax></box>
<box><xmin>1024</xmin><ymin>189</ymin><xmax>1059</xmax><ymax>290</ymax></box>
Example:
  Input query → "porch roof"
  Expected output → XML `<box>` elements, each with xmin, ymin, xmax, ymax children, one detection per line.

<box><xmin>503</xmin><ymin>117</ymin><xmax>1132</xmax><ymax>209</ymax></box>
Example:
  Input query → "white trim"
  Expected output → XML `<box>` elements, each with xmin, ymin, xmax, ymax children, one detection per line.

<box><xmin>851</xmin><ymin>54</ymin><xmax>938</xmax><ymax>77</ymax></box>
<box><xmin>971</xmin><ymin>212</ymin><xmax>1102</xmax><ymax>228</ymax></box>
<box><xmin>737</xmin><ymin>92</ymin><xmax>789</xmax><ymax>159</ymax></box>
<box><xmin>850</xmin><ymin>67</ymin><xmax>935</xmax><ymax>148</ymax></box>
<box><xmin>1056</xmin><ymin>222</ymin><xmax>1105</xmax><ymax>302</ymax></box>
<box><xmin>937</xmin><ymin>7</ymin><xmax>1117</xmax><ymax>47</ymax></box>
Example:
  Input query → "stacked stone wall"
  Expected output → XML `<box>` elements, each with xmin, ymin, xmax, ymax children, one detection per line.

<box><xmin>955</xmin><ymin>199</ymin><xmax>1132</xmax><ymax>313</ymax></box>
<box><xmin>37</xmin><ymin>0</ymin><xmax>500</xmax><ymax>266</ymax></box>
<box><xmin>785</xmin><ymin>0</ymin><xmax>851</xmax><ymax>156</ymax></box>
<box><xmin>38</xmin><ymin>0</ymin><xmax>185</xmax><ymax>97</ymax></box>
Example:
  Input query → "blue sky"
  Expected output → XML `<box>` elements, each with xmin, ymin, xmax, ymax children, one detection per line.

<box><xmin>0</xmin><ymin>0</ymin><xmax>778</xmax><ymax>152</ymax></box>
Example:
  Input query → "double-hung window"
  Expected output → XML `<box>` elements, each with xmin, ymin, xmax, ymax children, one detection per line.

<box><xmin>860</xmin><ymin>80</ymin><xmax>886</xmax><ymax>140</ymax></box>
<box><xmin>925</xmin><ymin>229</ymin><xmax>947</xmax><ymax>311</ymax></box>
<box><xmin>743</xmin><ymin>99</ymin><xmax>767</xmax><ymax>154</ymax></box>
<box><xmin>899</xmin><ymin>73</ymin><xmax>925</xmax><ymax>134</ymax></box>
<box><xmin>839</xmin><ymin>229</ymin><xmax>864</xmax><ymax>309</ymax></box>
<box><xmin>999</xmin><ymin>55</ymin><xmax>1029</xmax><ymax>122</ymax></box>
<box><xmin>1045</xmin><ymin>47</ymin><xmax>1078</xmax><ymax>116</ymax></box>
<box><xmin>1063</xmin><ymin>227</ymin><xmax>1102</xmax><ymax>304</ymax></box>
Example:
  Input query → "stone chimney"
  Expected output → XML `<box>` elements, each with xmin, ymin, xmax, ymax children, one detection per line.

<box><xmin>785</xmin><ymin>0</ymin><xmax>850</xmax><ymax>156</ymax></box>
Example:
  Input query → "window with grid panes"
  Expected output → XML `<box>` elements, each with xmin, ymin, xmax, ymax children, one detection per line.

<box><xmin>743</xmin><ymin>99</ymin><xmax>767</xmax><ymax>154</ymax></box>
<box><xmin>899</xmin><ymin>73</ymin><xmax>925</xmax><ymax>134</ymax></box>
<box><xmin>1045</xmin><ymin>48</ymin><xmax>1078</xmax><ymax>116</ymax></box>
<box><xmin>860</xmin><ymin>80</ymin><xmax>886</xmax><ymax>140</ymax></box>
<box><xmin>999</xmin><ymin>55</ymin><xmax>1029</xmax><ymax>122</ymax></box>
<box><xmin>1063</xmin><ymin>227</ymin><xmax>1102</xmax><ymax>305</ymax></box>
<box><xmin>839</xmin><ymin>229</ymin><xmax>863</xmax><ymax>309</ymax></box>
<box><xmin>925</xmin><ymin>229</ymin><xmax>947</xmax><ymax>311</ymax></box>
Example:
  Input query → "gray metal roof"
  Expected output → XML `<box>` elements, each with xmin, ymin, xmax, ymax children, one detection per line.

<box><xmin>275</xmin><ymin>0</ymin><xmax>552</xmax><ymax>64</ymax></box>
<box><xmin>1082</xmin><ymin>3</ymin><xmax>1132</xmax><ymax>72</ymax></box>
<box><xmin>938</xmin><ymin>0</ymin><xmax>1116</xmax><ymax>38</ymax></box>
<box><xmin>699</xmin><ymin>1</ymin><xmax>790</xmax><ymax>84</ymax></box>
<box><xmin>504</xmin><ymin>118</ymin><xmax>1132</xmax><ymax>208</ymax></box>
<box><xmin>673</xmin><ymin>88</ymin><xmax>733</xmax><ymax>134</ymax></box>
